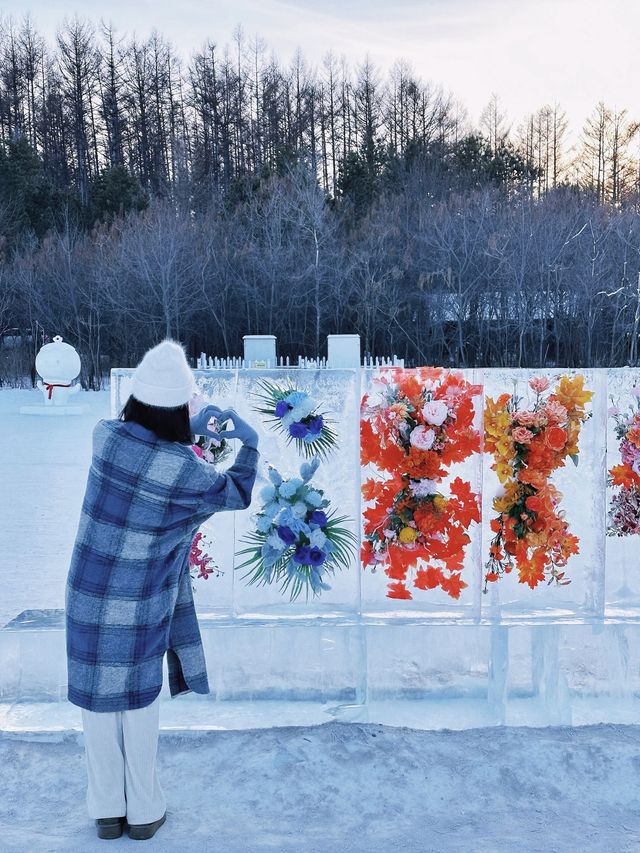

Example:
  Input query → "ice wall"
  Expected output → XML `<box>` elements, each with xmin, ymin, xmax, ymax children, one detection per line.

<box><xmin>3</xmin><ymin>367</ymin><xmax>640</xmax><ymax>730</ymax></box>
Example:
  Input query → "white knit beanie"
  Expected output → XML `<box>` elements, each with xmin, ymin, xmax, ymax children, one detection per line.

<box><xmin>130</xmin><ymin>340</ymin><xmax>195</xmax><ymax>408</ymax></box>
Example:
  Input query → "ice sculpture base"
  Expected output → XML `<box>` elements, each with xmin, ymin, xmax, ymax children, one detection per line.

<box><xmin>4</xmin><ymin>609</ymin><xmax>640</xmax><ymax>733</ymax></box>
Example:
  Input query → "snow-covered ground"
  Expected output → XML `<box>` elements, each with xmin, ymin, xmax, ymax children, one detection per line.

<box><xmin>2</xmin><ymin>722</ymin><xmax>640</xmax><ymax>853</ymax></box>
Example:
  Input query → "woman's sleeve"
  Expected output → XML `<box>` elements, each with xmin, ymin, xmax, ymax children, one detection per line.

<box><xmin>193</xmin><ymin>445</ymin><xmax>260</xmax><ymax>520</ymax></box>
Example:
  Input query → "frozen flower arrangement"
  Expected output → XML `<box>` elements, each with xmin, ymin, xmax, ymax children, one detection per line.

<box><xmin>484</xmin><ymin>373</ymin><xmax>592</xmax><ymax>591</ymax></box>
<box><xmin>361</xmin><ymin>367</ymin><xmax>482</xmax><ymax>600</ymax></box>
<box><xmin>608</xmin><ymin>386</ymin><xmax>640</xmax><ymax>536</ymax></box>
<box><xmin>251</xmin><ymin>380</ymin><xmax>337</xmax><ymax>460</ymax></box>
<box><xmin>236</xmin><ymin>456</ymin><xmax>357</xmax><ymax>600</ymax></box>
<box><xmin>189</xmin><ymin>531</ymin><xmax>222</xmax><ymax>589</ymax></box>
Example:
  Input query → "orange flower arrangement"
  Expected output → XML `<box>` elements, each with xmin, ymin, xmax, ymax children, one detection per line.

<box><xmin>484</xmin><ymin>374</ymin><xmax>593</xmax><ymax>591</ymax></box>
<box><xmin>361</xmin><ymin>368</ymin><xmax>481</xmax><ymax>600</ymax></box>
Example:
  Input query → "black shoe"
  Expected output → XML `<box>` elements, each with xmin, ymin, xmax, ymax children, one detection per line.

<box><xmin>128</xmin><ymin>812</ymin><xmax>166</xmax><ymax>841</ymax></box>
<box><xmin>95</xmin><ymin>817</ymin><xmax>125</xmax><ymax>839</ymax></box>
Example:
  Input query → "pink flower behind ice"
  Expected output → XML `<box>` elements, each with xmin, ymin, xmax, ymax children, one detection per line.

<box><xmin>620</xmin><ymin>439</ymin><xmax>640</xmax><ymax>466</ymax></box>
<box><xmin>409</xmin><ymin>425</ymin><xmax>436</xmax><ymax>450</ymax></box>
<box><xmin>514</xmin><ymin>410</ymin><xmax>536</xmax><ymax>426</ymax></box>
<box><xmin>545</xmin><ymin>400</ymin><xmax>568</xmax><ymax>423</ymax></box>
<box><xmin>512</xmin><ymin>426</ymin><xmax>534</xmax><ymax>444</ymax></box>
<box><xmin>529</xmin><ymin>376</ymin><xmax>550</xmax><ymax>393</ymax></box>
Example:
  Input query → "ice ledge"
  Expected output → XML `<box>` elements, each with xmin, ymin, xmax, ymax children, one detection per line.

<box><xmin>7</xmin><ymin>607</ymin><xmax>640</xmax><ymax>631</ymax></box>
<box><xmin>3</xmin><ymin>693</ymin><xmax>640</xmax><ymax>738</ymax></box>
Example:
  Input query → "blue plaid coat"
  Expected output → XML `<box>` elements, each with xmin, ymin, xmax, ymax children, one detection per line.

<box><xmin>65</xmin><ymin>419</ymin><xmax>259</xmax><ymax>712</ymax></box>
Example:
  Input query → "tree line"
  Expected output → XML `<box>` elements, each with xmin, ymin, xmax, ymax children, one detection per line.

<box><xmin>0</xmin><ymin>16</ymin><xmax>639</xmax><ymax>386</ymax></box>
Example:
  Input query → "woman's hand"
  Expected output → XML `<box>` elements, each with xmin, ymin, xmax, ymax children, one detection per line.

<box><xmin>190</xmin><ymin>405</ymin><xmax>222</xmax><ymax>439</ymax></box>
<box><xmin>192</xmin><ymin>406</ymin><xmax>259</xmax><ymax>449</ymax></box>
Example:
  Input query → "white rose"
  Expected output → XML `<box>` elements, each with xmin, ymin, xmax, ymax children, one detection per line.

<box><xmin>409</xmin><ymin>426</ymin><xmax>435</xmax><ymax>451</ymax></box>
<box><xmin>421</xmin><ymin>399</ymin><xmax>449</xmax><ymax>426</ymax></box>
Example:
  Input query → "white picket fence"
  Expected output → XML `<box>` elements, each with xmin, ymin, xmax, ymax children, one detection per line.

<box><xmin>195</xmin><ymin>353</ymin><xmax>405</xmax><ymax>370</ymax></box>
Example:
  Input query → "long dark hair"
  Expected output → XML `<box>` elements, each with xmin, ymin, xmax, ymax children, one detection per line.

<box><xmin>120</xmin><ymin>395</ymin><xmax>192</xmax><ymax>444</ymax></box>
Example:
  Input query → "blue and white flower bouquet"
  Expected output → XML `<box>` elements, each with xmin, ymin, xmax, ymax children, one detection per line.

<box><xmin>251</xmin><ymin>380</ymin><xmax>337</xmax><ymax>460</ymax></box>
<box><xmin>236</xmin><ymin>457</ymin><xmax>356</xmax><ymax>600</ymax></box>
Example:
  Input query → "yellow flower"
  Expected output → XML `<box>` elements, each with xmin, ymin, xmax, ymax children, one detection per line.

<box><xmin>495</xmin><ymin>438</ymin><xmax>514</xmax><ymax>460</ymax></box>
<box><xmin>554</xmin><ymin>375</ymin><xmax>593</xmax><ymax>413</ymax></box>
<box><xmin>493</xmin><ymin>494</ymin><xmax>512</xmax><ymax>514</ymax></box>
<box><xmin>432</xmin><ymin>495</ymin><xmax>448</xmax><ymax>512</ymax></box>
<box><xmin>493</xmin><ymin>482</ymin><xmax>521</xmax><ymax>513</ymax></box>
<box><xmin>494</xmin><ymin>462</ymin><xmax>513</xmax><ymax>484</ymax></box>
<box><xmin>399</xmin><ymin>526</ymin><xmax>419</xmax><ymax>544</ymax></box>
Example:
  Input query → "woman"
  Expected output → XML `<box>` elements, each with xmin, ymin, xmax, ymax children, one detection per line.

<box><xmin>65</xmin><ymin>340</ymin><xmax>259</xmax><ymax>841</ymax></box>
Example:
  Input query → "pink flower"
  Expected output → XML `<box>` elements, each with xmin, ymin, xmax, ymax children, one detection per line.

<box><xmin>421</xmin><ymin>399</ymin><xmax>449</xmax><ymax>426</ymax></box>
<box><xmin>443</xmin><ymin>384</ymin><xmax>465</xmax><ymax>403</ymax></box>
<box><xmin>529</xmin><ymin>376</ymin><xmax>550</xmax><ymax>393</ymax></box>
<box><xmin>192</xmin><ymin>444</ymin><xmax>204</xmax><ymax>458</ymax></box>
<box><xmin>545</xmin><ymin>400</ymin><xmax>568</xmax><ymax>423</ymax></box>
<box><xmin>512</xmin><ymin>426</ymin><xmax>534</xmax><ymax>444</ymax></box>
<box><xmin>607</xmin><ymin>406</ymin><xmax>620</xmax><ymax>417</ymax></box>
<box><xmin>621</xmin><ymin>439</ymin><xmax>640</xmax><ymax>466</ymax></box>
<box><xmin>409</xmin><ymin>425</ymin><xmax>436</xmax><ymax>450</ymax></box>
<box><xmin>514</xmin><ymin>410</ymin><xmax>536</xmax><ymax>426</ymax></box>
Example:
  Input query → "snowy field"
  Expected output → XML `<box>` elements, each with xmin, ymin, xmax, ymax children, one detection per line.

<box><xmin>2</xmin><ymin>722</ymin><xmax>640</xmax><ymax>853</ymax></box>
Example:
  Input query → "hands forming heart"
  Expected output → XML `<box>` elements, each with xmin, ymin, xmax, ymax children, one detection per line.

<box><xmin>190</xmin><ymin>405</ymin><xmax>259</xmax><ymax>449</ymax></box>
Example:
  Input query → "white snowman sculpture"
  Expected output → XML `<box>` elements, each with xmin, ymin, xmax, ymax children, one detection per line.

<box><xmin>35</xmin><ymin>335</ymin><xmax>82</xmax><ymax>406</ymax></box>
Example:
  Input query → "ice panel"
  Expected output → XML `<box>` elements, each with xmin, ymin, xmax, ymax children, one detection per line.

<box><xmin>196</xmin><ymin>618</ymin><xmax>365</xmax><ymax>704</ymax></box>
<box><xmin>480</xmin><ymin>368</ymin><xmax>607</xmax><ymax>620</ymax></box>
<box><xmin>189</xmin><ymin>370</ymin><xmax>239</xmax><ymax>614</ymax></box>
<box><xmin>366</xmin><ymin>623</ymin><xmax>491</xmax><ymax>697</ymax></box>
<box><xmin>111</xmin><ymin>369</ymin><xmax>241</xmax><ymax>614</ymax></box>
<box><xmin>231</xmin><ymin>369</ymin><xmax>361</xmax><ymax>617</ymax></box>
<box><xmin>503</xmin><ymin>622</ymin><xmax>640</xmax><ymax>726</ymax></box>
<box><xmin>605</xmin><ymin>368</ymin><xmax>640</xmax><ymax>614</ymax></box>
<box><xmin>0</xmin><ymin>610</ymin><xmax>67</xmax><ymax>701</ymax></box>
<box><xmin>360</xmin><ymin>368</ymin><xmax>484</xmax><ymax>618</ymax></box>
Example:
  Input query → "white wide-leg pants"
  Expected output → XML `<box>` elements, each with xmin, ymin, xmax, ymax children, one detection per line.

<box><xmin>80</xmin><ymin>695</ymin><xmax>166</xmax><ymax>824</ymax></box>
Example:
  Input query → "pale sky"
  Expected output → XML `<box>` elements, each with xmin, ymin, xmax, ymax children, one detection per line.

<box><xmin>4</xmin><ymin>0</ymin><xmax>638</xmax><ymax>138</ymax></box>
